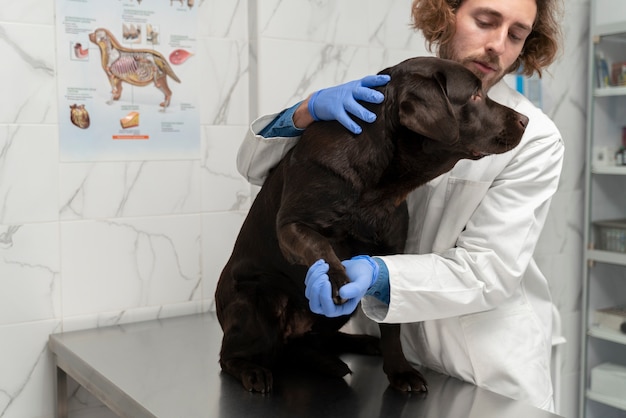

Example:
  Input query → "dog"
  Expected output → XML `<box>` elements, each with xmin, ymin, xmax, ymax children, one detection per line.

<box><xmin>89</xmin><ymin>28</ymin><xmax>180</xmax><ymax>108</ymax></box>
<box><xmin>215</xmin><ymin>57</ymin><xmax>528</xmax><ymax>393</ymax></box>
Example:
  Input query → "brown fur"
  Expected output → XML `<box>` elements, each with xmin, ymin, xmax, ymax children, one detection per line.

<box><xmin>215</xmin><ymin>57</ymin><xmax>528</xmax><ymax>393</ymax></box>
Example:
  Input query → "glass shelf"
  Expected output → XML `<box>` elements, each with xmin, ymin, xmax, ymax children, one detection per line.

<box><xmin>592</xmin><ymin>166</ymin><xmax>626</xmax><ymax>175</ymax></box>
<box><xmin>587</xmin><ymin>390</ymin><xmax>626</xmax><ymax>411</ymax></box>
<box><xmin>594</xmin><ymin>21</ymin><xmax>626</xmax><ymax>39</ymax></box>
<box><xmin>584</xmin><ymin>4</ymin><xmax>626</xmax><ymax>417</ymax></box>
<box><xmin>587</xmin><ymin>249</ymin><xmax>626</xmax><ymax>266</ymax></box>
<box><xmin>594</xmin><ymin>86</ymin><xmax>626</xmax><ymax>97</ymax></box>
<box><xmin>588</xmin><ymin>325</ymin><xmax>626</xmax><ymax>345</ymax></box>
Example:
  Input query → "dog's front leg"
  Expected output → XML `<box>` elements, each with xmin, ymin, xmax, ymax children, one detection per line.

<box><xmin>379</xmin><ymin>323</ymin><xmax>428</xmax><ymax>392</ymax></box>
<box><xmin>277</xmin><ymin>222</ymin><xmax>349</xmax><ymax>304</ymax></box>
<box><xmin>106</xmin><ymin>73</ymin><xmax>123</xmax><ymax>102</ymax></box>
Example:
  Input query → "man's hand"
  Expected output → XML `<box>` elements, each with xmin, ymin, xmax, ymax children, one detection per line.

<box><xmin>304</xmin><ymin>256</ymin><xmax>379</xmax><ymax>317</ymax></box>
<box><xmin>306</xmin><ymin>75</ymin><xmax>391</xmax><ymax>134</ymax></box>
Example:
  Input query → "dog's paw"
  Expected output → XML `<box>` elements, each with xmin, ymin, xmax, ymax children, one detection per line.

<box><xmin>332</xmin><ymin>294</ymin><xmax>348</xmax><ymax>305</ymax></box>
<box><xmin>328</xmin><ymin>267</ymin><xmax>350</xmax><ymax>305</ymax></box>
<box><xmin>241</xmin><ymin>367</ymin><xmax>273</xmax><ymax>393</ymax></box>
<box><xmin>386</xmin><ymin>370</ymin><xmax>428</xmax><ymax>393</ymax></box>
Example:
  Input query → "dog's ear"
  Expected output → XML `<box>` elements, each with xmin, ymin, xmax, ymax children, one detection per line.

<box><xmin>398</xmin><ymin>72</ymin><xmax>459</xmax><ymax>144</ymax></box>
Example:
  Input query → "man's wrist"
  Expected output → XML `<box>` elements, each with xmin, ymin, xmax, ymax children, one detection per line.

<box><xmin>365</xmin><ymin>257</ymin><xmax>390</xmax><ymax>305</ymax></box>
<box><xmin>293</xmin><ymin>96</ymin><xmax>315</xmax><ymax>129</ymax></box>
<box><xmin>258</xmin><ymin>101</ymin><xmax>306</xmax><ymax>138</ymax></box>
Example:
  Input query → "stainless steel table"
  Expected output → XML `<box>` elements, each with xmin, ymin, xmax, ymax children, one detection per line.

<box><xmin>49</xmin><ymin>312</ymin><xmax>563</xmax><ymax>418</ymax></box>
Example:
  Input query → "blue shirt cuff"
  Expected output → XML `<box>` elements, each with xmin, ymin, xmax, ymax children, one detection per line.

<box><xmin>258</xmin><ymin>101</ymin><xmax>306</xmax><ymax>138</ymax></box>
<box><xmin>365</xmin><ymin>257</ymin><xmax>390</xmax><ymax>305</ymax></box>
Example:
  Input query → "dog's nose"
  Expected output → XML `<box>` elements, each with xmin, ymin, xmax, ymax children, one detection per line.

<box><xmin>519</xmin><ymin>114</ymin><xmax>529</xmax><ymax>129</ymax></box>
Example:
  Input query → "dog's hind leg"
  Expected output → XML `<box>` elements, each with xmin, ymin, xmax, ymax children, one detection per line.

<box><xmin>154</xmin><ymin>74</ymin><xmax>172</xmax><ymax>108</ymax></box>
<box><xmin>218</xmin><ymin>298</ymin><xmax>280</xmax><ymax>393</ymax></box>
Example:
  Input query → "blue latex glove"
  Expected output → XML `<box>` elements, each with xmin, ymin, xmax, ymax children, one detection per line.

<box><xmin>304</xmin><ymin>256</ymin><xmax>379</xmax><ymax>317</ymax></box>
<box><xmin>307</xmin><ymin>75</ymin><xmax>391</xmax><ymax>135</ymax></box>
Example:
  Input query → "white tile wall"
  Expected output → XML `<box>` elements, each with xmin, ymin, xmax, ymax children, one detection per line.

<box><xmin>0</xmin><ymin>0</ymin><xmax>587</xmax><ymax>417</ymax></box>
<box><xmin>59</xmin><ymin>161</ymin><xmax>202</xmax><ymax>220</ymax></box>
<box><xmin>0</xmin><ymin>126</ymin><xmax>59</xmax><ymax>224</ymax></box>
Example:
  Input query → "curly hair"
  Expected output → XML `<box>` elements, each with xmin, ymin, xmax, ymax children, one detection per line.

<box><xmin>411</xmin><ymin>0</ymin><xmax>563</xmax><ymax>77</ymax></box>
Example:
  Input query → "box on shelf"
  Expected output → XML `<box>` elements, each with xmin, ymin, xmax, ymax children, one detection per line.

<box><xmin>593</xmin><ymin>306</ymin><xmax>626</xmax><ymax>333</ymax></box>
<box><xmin>611</xmin><ymin>61</ymin><xmax>626</xmax><ymax>86</ymax></box>
<box><xmin>594</xmin><ymin>219</ymin><xmax>626</xmax><ymax>252</ymax></box>
<box><xmin>591</xmin><ymin>363</ymin><xmax>626</xmax><ymax>400</ymax></box>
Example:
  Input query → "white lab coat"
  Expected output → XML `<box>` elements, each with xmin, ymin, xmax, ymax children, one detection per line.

<box><xmin>236</xmin><ymin>80</ymin><xmax>564</xmax><ymax>411</ymax></box>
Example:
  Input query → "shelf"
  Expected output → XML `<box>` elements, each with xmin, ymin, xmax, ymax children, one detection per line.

<box><xmin>588</xmin><ymin>325</ymin><xmax>626</xmax><ymax>345</ymax></box>
<box><xmin>587</xmin><ymin>249</ymin><xmax>626</xmax><ymax>265</ymax></box>
<box><xmin>584</xmin><ymin>5</ymin><xmax>626</xmax><ymax>417</ymax></box>
<box><xmin>594</xmin><ymin>21</ymin><xmax>626</xmax><ymax>39</ymax></box>
<box><xmin>594</xmin><ymin>86</ymin><xmax>626</xmax><ymax>97</ymax></box>
<box><xmin>586</xmin><ymin>389</ymin><xmax>626</xmax><ymax>411</ymax></box>
<box><xmin>592</xmin><ymin>165</ymin><xmax>626</xmax><ymax>175</ymax></box>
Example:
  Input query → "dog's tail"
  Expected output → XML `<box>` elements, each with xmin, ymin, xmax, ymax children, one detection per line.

<box><xmin>154</xmin><ymin>56</ymin><xmax>181</xmax><ymax>83</ymax></box>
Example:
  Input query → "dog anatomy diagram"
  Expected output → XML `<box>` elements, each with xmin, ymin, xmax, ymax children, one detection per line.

<box><xmin>56</xmin><ymin>0</ymin><xmax>199</xmax><ymax>161</ymax></box>
<box><xmin>89</xmin><ymin>28</ymin><xmax>181</xmax><ymax>108</ymax></box>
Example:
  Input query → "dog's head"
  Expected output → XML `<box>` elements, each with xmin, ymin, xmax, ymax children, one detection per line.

<box><xmin>379</xmin><ymin>57</ymin><xmax>528</xmax><ymax>160</ymax></box>
<box><xmin>89</xmin><ymin>28</ymin><xmax>116</xmax><ymax>52</ymax></box>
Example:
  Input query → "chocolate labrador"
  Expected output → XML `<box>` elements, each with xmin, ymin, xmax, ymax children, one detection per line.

<box><xmin>215</xmin><ymin>57</ymin><xmax>528</xmax><ymax>393</ymax></box>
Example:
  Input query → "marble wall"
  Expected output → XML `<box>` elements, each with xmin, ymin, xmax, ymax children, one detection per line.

<box><xmin>0</xmin><ymin>0</ymin><xmax>587</xmax><ymax>417</ymax></box>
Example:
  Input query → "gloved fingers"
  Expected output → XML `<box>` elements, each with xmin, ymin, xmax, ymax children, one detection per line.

<box><xmin>305</xmin><ymin>260</ymin><xmax>329</xmax><ymax>301</ymax></box>
<box><xmin>359</xmin><ymin>74</ymin><xmax>391</xmax><ymax>89</ymax></box>
<box><xmin>335</xmin><ymin>109</ymin><xmax>363</xmax><ymax>135</ymax></box>
<box><xmin>318</xmin><ymin>280</ymin><xmax>339</xmax><ymax>316</ymax></box>
<box><xmin>352</xmin><ymin>85</ymin><xmax>385</xmax><ymax>104</ymax></box>
<box><xmin>305</xmin><ymin>275</ymin><xmax>330</xmax><ymax>313</ymax></box>
<box><xmin>343</xmin><ymin>100</ymin><xmax>377</xmax><ymax>127</ymax></box>
<box><xmin>319</xmin><ymin>280</ymin><xmax>357</xmax><ymax>317</ymax></box>
<box><xmin>307</xmin><ymin>279</ymin><xmax>360</xmax><ymax>318</ymax></box>
<box><xmin>309</xmin><ymin>297</ymin><xmax>323</xmax><ymax>315</ymax></box>
<box><xmin>338</xmin><ymin>281</ymin><xmax>367</xmax><ymax>300</ymax></box>
<box><xmin>305</xmin><ymin>259</ymin><xmax>328</xmax><ymax>286</ymax></box>
<box><xmin>327</xmin><ymin>293</ymin><xmax>360</xmax><ymax>317</ymax></box>
<box><xmin>307</xmin><ymin>275</ymin><xmax>329</xmax><ymax>315</ymax></box>
<box><xmin>338</xmin><ymin>297</ymin><xmax>360</xmax><ymax>316</ymax></box>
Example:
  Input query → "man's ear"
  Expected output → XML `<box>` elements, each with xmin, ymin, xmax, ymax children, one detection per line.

<box><xmin>398</xmin><ymin>73</ymin><xmax>459</xmax><ymax>144</ymax></box>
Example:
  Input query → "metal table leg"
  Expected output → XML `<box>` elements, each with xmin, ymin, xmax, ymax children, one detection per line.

<box><xmin>56</xmin><ymin>366</ymin><xmax>68</xmax><ymax>418</ymax></box>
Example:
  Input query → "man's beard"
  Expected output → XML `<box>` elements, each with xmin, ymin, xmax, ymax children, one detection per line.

<box><xmin>439</xmin><ymin>45</ymin><xmax>505</xmax><ymax>91</ymax></box>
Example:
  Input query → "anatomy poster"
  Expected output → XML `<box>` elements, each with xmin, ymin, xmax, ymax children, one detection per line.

<box><xmin>56</xmin><ymin>0</ymin><xmax>199</xmax><ymax>161</ymax></box>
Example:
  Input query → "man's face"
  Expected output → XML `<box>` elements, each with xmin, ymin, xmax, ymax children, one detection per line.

<box><xmin>441</xmin><ymin>0</ymin><xmax>537</xmax><ymax>90</ymax></box>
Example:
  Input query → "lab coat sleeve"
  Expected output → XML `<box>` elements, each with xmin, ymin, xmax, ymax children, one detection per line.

<box><xmin>236</xmin><ymin>113</ymin><xmax>302</xmax><ymax>186</ymax></box>
<box><xmin>362</xmin><ymin>126</ymin><xmax>565</xmax><ymax>324</ymax></box>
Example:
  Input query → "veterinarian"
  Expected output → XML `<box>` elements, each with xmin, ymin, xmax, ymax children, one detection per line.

<box><xmin>236</xmin><ymin>0</ymin><xmax>563</xmax><ymax>411</ymax></box>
